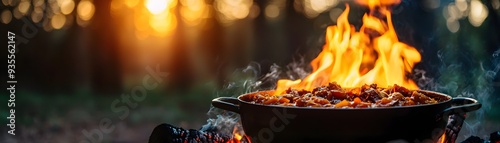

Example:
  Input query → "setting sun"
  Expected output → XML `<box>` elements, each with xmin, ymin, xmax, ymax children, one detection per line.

<box><xmin>145</xmin><ymin>0</ymin><xmax>168</xmax><ymax>14</ymax></box>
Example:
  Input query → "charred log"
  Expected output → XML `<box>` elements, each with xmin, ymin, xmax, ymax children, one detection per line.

<box><xmin>444</xmin><ymin>114</ymin><xmax>466</xmax><ymax>143</ymax></box>
<box><xmin>149</xmin><ymin>123</ymin><xmax>236</xmax><ymax>143</ymax></box>
<box><xmin>490</xmin><ymin>131</ymin><xmax>500</xmax><ymax>143</ymax></box>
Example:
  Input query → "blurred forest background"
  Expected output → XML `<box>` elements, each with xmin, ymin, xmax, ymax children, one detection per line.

<box><xmin>1</xmin><ymin>0</ymin><xmax>500</xmax><ymax>142</ymax></box>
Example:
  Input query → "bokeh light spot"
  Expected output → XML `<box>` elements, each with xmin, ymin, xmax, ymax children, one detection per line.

<box><xmin>60</xmin><ymin>0</ymin><xmax>75</xmax><ymax>15</ymax></box>
<box><xmin>146</xmin><ymin>0</ymin><xmax>168</xmax><ymax>14</ymax></box>
<box><xmin>13</xmin><ymin>7</ymin><xmax>23</xmax><ymax>19</ymax></box>
<box><xmin>31</xmin><ymin>7</ymin><xmax>44</xmax><ymax>23</ymax></box>
<box><xmin>77</xmin><ymin>0</ymin><xmax>95</xmax><ymax>21</ymax></box>
<box><xmin>265</xmin><ymin>4</ymin><xmax>280</xmax><ymax>19</ymax></box>
<box><xmin>1</xmin><ymin>10</ymin><xmax>12</xmax><ymax>24</ymax></box>
<box><xmin>493</xmin><ymin>0</ymin><xmax>500</xmax><ymax>10</ymax></box>
<box><xmin>469</xmin><ymin>0</ymin><xmax>488</xmax><ymax>27</ymax></box>
<box><xmin>51</xmin><ymin>13</ymin><xmax>66</xmax><ymax>29</ymax></box>
<box><xmin>18</xmin><ymin>1</ymin><xmax>31</xmax><ymax>15</ymax></box>
<box><xmin>447</xmin><ymin>3</ymin><xmax>461</xmax><ymax>20</ymax></box>
<box><xmin>455</xmin><ymin>0</ymin><xmax>468</xmax><ymax>12</ymax></box>
<box><xmin>248</xmin><ymin>4</ymin><xmax>260</xmax><ymax>19</ymax></box>
<box><xmin>33</xmin><ymin>0</ymin><xmax>45</xmax><ymax>7</ymax></box>
<box><xmin>2</xmin><ymin>0</ymin><xmax>10</xmax><ymax>6</ymax></box>
<box><xmin>214</xmin><ymin>0</ymin><xmax>253</xmax><ymax>25</ymax></box>
<box><xmin>446</xmin><ymin>18</ymin><xmax>460</xmax><ymax>33</ymax></box>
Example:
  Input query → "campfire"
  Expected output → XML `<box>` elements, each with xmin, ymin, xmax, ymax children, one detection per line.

<box><xmin>148</xmin><ymin>122</ymin><xmax>500</xmax><ymax>143</ymax></box>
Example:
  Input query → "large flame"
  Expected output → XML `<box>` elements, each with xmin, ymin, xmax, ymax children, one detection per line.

<box><xmin>275</xmin><ymin>0</ymin><xmax>421</xmax><ymax>95</ymax></box>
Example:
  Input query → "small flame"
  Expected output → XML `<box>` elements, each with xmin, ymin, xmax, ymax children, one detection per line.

<box><xmin>355</xmin><ymin>0</ymin><xmax>401</xmax><ymax>10</ymax></box>
<box><xmin>233</xmin><ymin>134</ymin><xmax>242</xmax><ymax>142</ymax></box>
<box><xmin>275</xmin><ymin>0</ymin><xmax>421</xmax><ymax>94</ymax></box>
<box><xmin>438</xmin><ymin>133</ymin><xmax>446</xmax><ymax>143</ymax></box>
<box><xmin>228</xmin><ymin>126</ymin><xmax>250</xmax><ymax>143</ymax></box>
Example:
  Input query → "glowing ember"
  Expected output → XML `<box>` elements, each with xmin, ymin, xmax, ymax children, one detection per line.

<box><xmin>275</xmin><ymin>0</ymin><xmax>421</xmax><ymax>95</ymax></box>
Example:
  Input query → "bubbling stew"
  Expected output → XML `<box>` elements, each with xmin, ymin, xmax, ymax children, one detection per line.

<box><xmin>240</xmin><ymin>82</ymin><xmax>447</xmax><ymax>108</ymax></box>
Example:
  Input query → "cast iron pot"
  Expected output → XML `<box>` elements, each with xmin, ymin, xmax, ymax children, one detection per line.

<box><xmin>212</xmin><ymin>90</ymin><xmax>481</xmax><ymax>143</ymax></box>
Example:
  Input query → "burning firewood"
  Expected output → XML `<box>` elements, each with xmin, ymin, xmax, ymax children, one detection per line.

<box><xmin>444</xmin><ymin>114</ymin><xmax>467</xmax><ymax>143</ymax></box>
<box><xmin>149</xmin><ymin>123</ymin><xmax>244</xmax><ymax>143</ymax></box>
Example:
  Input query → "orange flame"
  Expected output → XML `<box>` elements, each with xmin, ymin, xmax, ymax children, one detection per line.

<box><xmin>275</xmin><ymin>0</ymin><xmax>421</xmax><ymax>95</ymax></box>
<box><xmin>438</xmin><ymin>133</ymin><xmax>446</xmax><ymax>143</ymax></box>
<box><xmin>356</xmin><ymin>0</ymin><xmax>401</xmax><ymax>10</ymax></box>
<box><xmin>228</xmin><ymin>126</ymin><xmax>250</xmax><ymax>143</ymax></box>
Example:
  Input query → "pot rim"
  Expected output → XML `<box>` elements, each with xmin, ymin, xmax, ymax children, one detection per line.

<box><xmin>236</xmin><ymin>89</ymin><xmax>454</xmax><ymax>110</ymax></box>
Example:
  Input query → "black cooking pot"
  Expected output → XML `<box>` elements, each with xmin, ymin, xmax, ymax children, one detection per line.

<box><xmin>212</xmin><ymin>90</ymin><xmax>481</xmax><ymax>143</ymax></box>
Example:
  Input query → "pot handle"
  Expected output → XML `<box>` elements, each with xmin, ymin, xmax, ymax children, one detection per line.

<box><xmin>441</xmin><ymin>97</ymin><xmax>481</xmax><ymax>117</ymax></box>
<box><xmin>212</xmin><ymin>97</ymin><xmax>240</xmax><ymax>113</ymax></box>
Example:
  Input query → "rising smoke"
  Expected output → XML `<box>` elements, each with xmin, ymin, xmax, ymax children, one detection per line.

<box><xmin>414</xmin><ymin>47</ymin><xmax>500</xmax><ymax>140</ymax></box>
<box><xmin>201</xmin><ymin>59</ymin><xmax>311</xmax><ymax>139</ymax></box>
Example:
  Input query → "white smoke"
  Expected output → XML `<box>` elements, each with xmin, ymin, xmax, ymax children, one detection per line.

<box><xmin>415</xmin><ymin>48</ymin><xmax>500</xmax><ymax>141</ymax></box>
<box><xmin>202</xmin><ymin>60</ymin><xmax>310</xmax><ymax>139</ymax></box>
